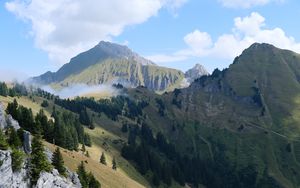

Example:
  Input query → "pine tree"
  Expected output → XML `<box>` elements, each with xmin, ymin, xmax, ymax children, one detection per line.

<box><xmin>30</xmin><ymin>134</ymin><xmax>52</xmax><ymax>185</ymax></box>
<box><xmin>88</xmin><ymin>172</ymin><xmax>101</xmax><ymax>188</ymax></box>
<box><xmin>85</xmin><ymin>151</ymin><xmax>90</xmax><ymax>158</ymax></box>
<box><xmin>52</xmin><ymin>147</ymin><xmax>67</xmax><ymax>176</ymax></box>
<box><xmin>82</xmin><ymin>143</ymin><xmax>86</xmax><ymax>153</ymax></box>
<box><xmin>11</xmin><ymin>149</ymin><xmax>24</xmax><ymax>172</ymax></box>
<box><xmin>0</xmin><ymin>130</ymin><xmax>8</xmax><ymax>150</ymax></box>
<box><xmin>100</xmin><ymin>152</ymin><xmax>107</xmax><ymax>165</ymax></box>
<box><xmin>112</xmin><ymin>157</ymin><xmax>117</xmax><ymax>171</ymax></box>
<box><xmin>8</xmin><ymin>127</ymin><xmax>22</xmax><ymax>148</ymax></box>
<box><xmin>77</xmin><ymin>161</ymin><xmax>88</xmax><ymax>188</ymax></box>
<box><xmin>6</xmin><ymin>99</ymin><xmax>19</xmax><ymax>119</ymax></box>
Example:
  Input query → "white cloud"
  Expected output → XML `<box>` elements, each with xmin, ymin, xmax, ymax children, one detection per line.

<box><xmin>6</xmin><ymin>0</ymin><xmax>187</xmax><ymax>66</ymax></box>
<box><xmin>219</xmin><ymin>0</ymin><xmax>284</xmax><ymax>8</ymax></box>
<box><xmin>148</xmin><ymin>12</ymin><xmax>300</xmax><ymax>65</ymax></box>
<box><xmin>42</xmin><ymin>84</ymin><xmax>120</xmax><ymax>99</ymax></box>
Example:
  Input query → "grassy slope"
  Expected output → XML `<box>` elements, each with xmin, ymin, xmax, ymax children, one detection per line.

<box><xmin>51</xmin><ymin>58</ymin><xmax>185</xmax><ymax>93</ymax></box>
<box><xmin>122</xmin><ymin>44</ymin><xmax>300</xmax><ymax>187</ymax></box>
<box><xmin>0</xmin><ymin>94</ymin><xmax>150</xmax><ymax>188</ymax></box>
<box><xmin>44</xmin><ymin>142</ymin><xmax>145</xmax><ymax>188</ymax></box>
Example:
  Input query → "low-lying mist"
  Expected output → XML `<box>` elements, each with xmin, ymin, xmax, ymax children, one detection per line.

<box><xmin>42</xmin><ymin>84</ymin><xmax>121</xmax><ymax>99</ymax></box>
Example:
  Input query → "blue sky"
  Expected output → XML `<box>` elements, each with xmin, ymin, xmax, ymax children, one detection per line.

<box><xmin>1</xmin><ymin>0</ymin><xmax>300</xmax><ymax>81</ymax></box>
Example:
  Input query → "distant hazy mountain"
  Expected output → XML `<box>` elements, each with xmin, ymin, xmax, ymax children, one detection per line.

<box><xmin>32</xmin><ymin>41</ymin><xmax>185</xmax><ymax>92</ymax></box>
<box><xmin>185</xmin><ymin>63</ymin><xmax>209</xmax><ymax>83</ymax></box>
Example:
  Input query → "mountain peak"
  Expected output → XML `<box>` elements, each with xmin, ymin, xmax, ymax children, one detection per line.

<box><xmin>248</xmin><ymin>42</ymin><xmax>276</xmax><ymax>50</ymax></box>
<box><xmin>94</xmin><ymin>41</ymin><xmax>155</xmax><ymax>66</ymax></box>
<box><xmin>185</xmin><ymin>63</ymin><xmax>209</xmax><ymax>83</ymax></box>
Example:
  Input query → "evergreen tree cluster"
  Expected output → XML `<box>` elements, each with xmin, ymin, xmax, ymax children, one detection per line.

<box><xmin>54</xmin><ymin>96</ymin><xmax>147</xmax><ymax>121</ymax></box>
<box><xmin>121</xmin><ymin>124</ymin><xmax>280</xmax><ymax>187</ymax></box>
<box><xmin>0</xmin><ymin>82</ymin><xmax>28</xmax><ymax>97</ymax></box>
<box><xmin>52</xmin><ymin>147</ymin><xmax>67</xmax><ymax>176</ymax></box>
<box><xmin>77</xmin><ymin>161</ymin><xmax>101</xmax><ymax>188</ymax></box>
<box><xmin>35</xmin><ymin>88</ymin><xmax>55</xmax><ymax>100</ymax></box>
<box><xmin>6</xmin><ymin>99</ymin><xmax>91</xmax><ymax>150</ymax></box>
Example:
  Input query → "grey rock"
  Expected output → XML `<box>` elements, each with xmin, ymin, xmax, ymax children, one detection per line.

<box><xmin>44</xmin><ymin>147</ymin><xmax>53</xmax><ymax>162</ymax></box>
<box><xmin>67</xmin><ymin>169</ymin><xmax>81</xmax><ymax>188</ymax></box>
<box><xmin>0</xmin><ymin>150</ymin><xmax>29</xmax><ymax>188</ymax></box>
<box><xmin>36</xmin><ymin>169</ymin><xmax>78</xmax><ymax>188</ymax></box>
<box><xmin>185</xmin><ymin>63</ymin><xmax>209</xmax><ymax>83</ymax></box>
<box><xmin>6</xmin><ymin>115</ymin><xmax>21</xmax><ymax>130</ymax></box>
<box><xmin>23</xmin><ymin>131</ymin><xmax>32</xmax><ymax>154</ymax></box>
<box><xmin>0</xmin><ymin>103</ymin><xmax>7</xmax><ymax>130</ymax></box>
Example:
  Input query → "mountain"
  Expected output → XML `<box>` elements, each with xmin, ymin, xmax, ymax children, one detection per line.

<box><xmin>32</xmin><ymin>41</ymin><xmax>185</xmax><ymax>92</ymax></box>
<box><xmin>185</xmin><ymin>63</ymin><xmax>209</xmax><ymax>83</ymax></box>
<box><xmin>8</xmin><ymin>43</ymin><xmax>300</xmax><ymax>187</ymax></box>
<box><xmin>120</xmin><ymin>43</ymin><xmax>300</xmax><ymax>187</ymax></box>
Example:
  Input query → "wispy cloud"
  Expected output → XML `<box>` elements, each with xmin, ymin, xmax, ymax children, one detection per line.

<box><xmin>5</xmin><ymin>0</ymin><xmax>188</xmax><ymax>66</ymax></box>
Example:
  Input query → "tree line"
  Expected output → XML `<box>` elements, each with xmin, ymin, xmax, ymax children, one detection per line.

<box><xmin>6</xmin><ymin>99</ymin><xmax>91</xmax><ymax>151</ymax></box>
<box><xmin>54</xmin><ymin>96</ymin><xmax>148</xmax><ymax>121</ymax></box>
<box><xmin>0</xmin><ymin>82</ymin><xmax>28</xmax><ymax>97</ymax></box>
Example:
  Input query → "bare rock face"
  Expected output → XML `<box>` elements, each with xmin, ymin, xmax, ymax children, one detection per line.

<box><xmin>36</xmin><ymin>169</ymin><xmax>78</xmax><ymax>188</ymax></box>
<box><xmin>23</xmin><ymin>131</ymin><xmax>32</xmax><ymax>154</ymax></box>
<box><xmin>0</xmin><ymin>103</ymin><xmax>7</xmax><ymax>129</ymax></box>
<box><xmin>0</xmin><ymin>150</ymin><xmax>29</xmax><ymax>188</ymax></box>
<box><xmin>6</xmin><ymin>115</ymin><xmax>21</xmax><ymax>130</ymax></box>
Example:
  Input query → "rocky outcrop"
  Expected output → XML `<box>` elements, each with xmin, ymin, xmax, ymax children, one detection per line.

<box><xmin>0</xmin><ymin>103</ymin><xmax>7</xmax><ymax>129</ymax></box>
<box><xmin>23</xmin><ymin>131</ymin><xmax>32</xmax><ymax>154</ymax></box>
<box><xmin>67</xmin><ymin>170</ymin><xmax>81</xmax><ymax>188</ymax></box>
<box><xmin>36</xmin><ymin>169</ymin><xmax>78</xmax><ymax>188</ymax></box>
<box><xmin>6</xmin><ymin>115</ymin><xmax>21</xmax><ymax>130</ymax></box>
<box><xmin>43</xmin><ymin>148</ymin><xmax>81</xmax><ymax>187</ymax></box>
<box><xmin>0</xmin><ymin>150</ymin><xmax>29</xmax><ymax>188</ymax></box>
<box><xmin>0</xmin><ymin>149</ymin><xmax>81</xmax><ymax>188</ymax></box>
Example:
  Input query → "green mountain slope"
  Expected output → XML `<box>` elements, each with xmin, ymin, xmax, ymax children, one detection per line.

<box><xmin>32</xmin><ymin>41</ymin><xmax>185</xmax><ymax>92</ymax></box>
<box><xmin>122</xmin><ymin>43</ymin><xmax>300</xmax><ymax>187</ymax></box>
<box><xmin>18</xmin><ymin>43</ymin><xmax>300</xmax><ymax>187</ymax></box>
